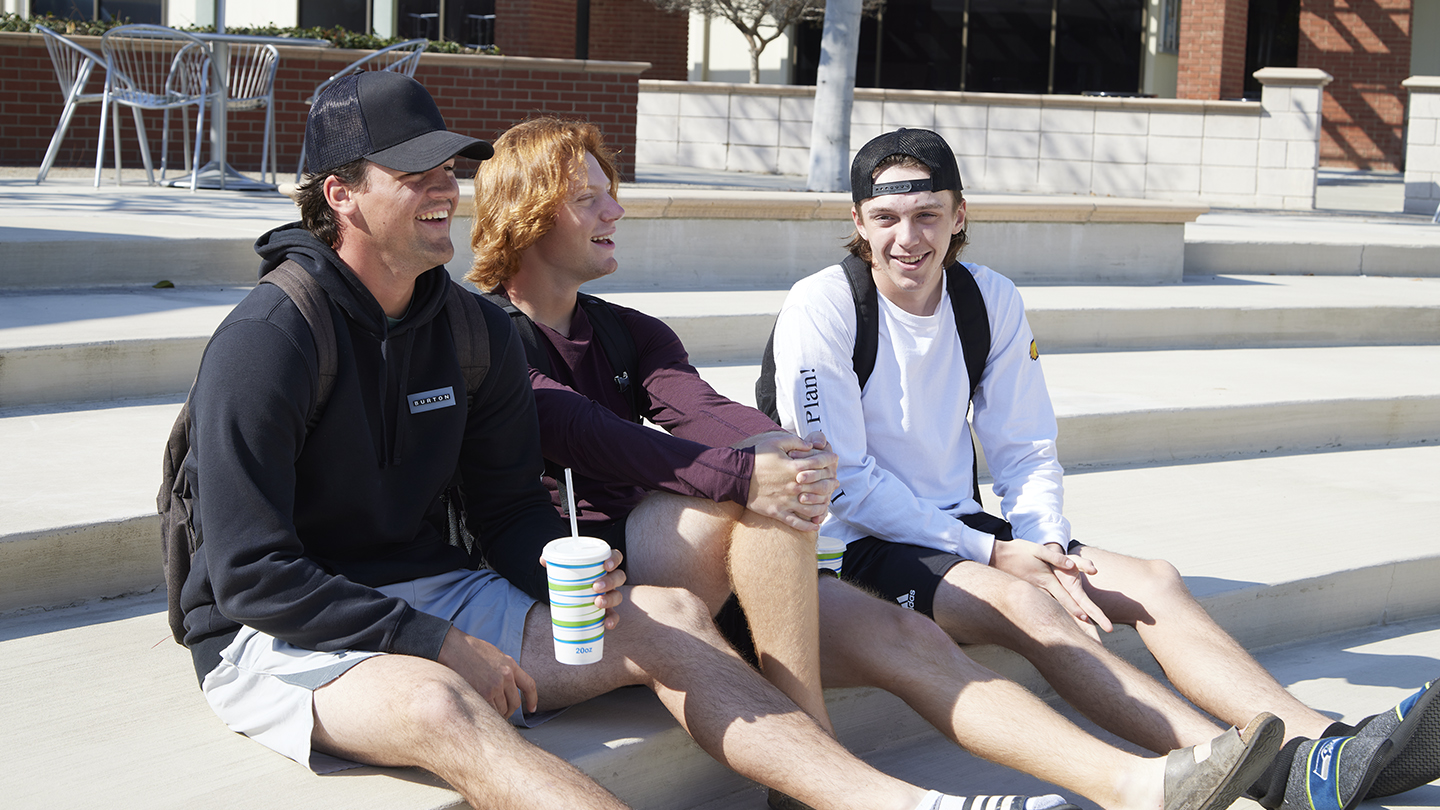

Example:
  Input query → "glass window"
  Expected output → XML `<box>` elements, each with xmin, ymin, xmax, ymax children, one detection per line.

<box><xmin>31</xmin><ymin>0</ymin><xmax>161</xmax><ymax>24</ymax></box>
<box><xmin>1053</xmin><ymin>0</ymin><xmax>1143</xmax><ymax>95</ymax></box>
<box><xmin>300</xmin><ymin>0</ymin><xmax>368</xmax><ymax>31</ymax></box>
<box><xmin>966</xmin><ymin>0</ymin><xmax>1052</xmax><ymax>93</ymax></box>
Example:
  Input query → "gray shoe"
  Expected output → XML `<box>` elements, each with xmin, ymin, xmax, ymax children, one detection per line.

<box><xmin>1165</xmin><ymin>712</ymin><xmax>1285</xmax><ymax>810</ymax></box>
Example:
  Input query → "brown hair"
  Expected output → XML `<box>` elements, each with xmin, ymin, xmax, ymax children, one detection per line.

<box><xmin>468</xmin><ymin>117</ymin><xmax>620</xmax><ymax>292</ymax></box>
<box><xmin>846</xmin><ymin>154</ymin><xmax>968</xmax><ymax>267</ymax></box>
<box><xmin>293</xmin><ymin>158</ymin><xmax>370</xmax><ymax>248</ymax></box>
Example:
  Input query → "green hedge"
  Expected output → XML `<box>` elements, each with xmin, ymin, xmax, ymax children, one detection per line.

<box><xmin>0</xmin><ymin>12</ymin><xmax>500</xmax><ymax>54</ymax></box>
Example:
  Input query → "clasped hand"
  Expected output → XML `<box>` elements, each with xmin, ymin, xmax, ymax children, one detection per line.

<box><xmin>738</xmin><ymin>430</ymin><xmax>839</xmax><ymax>531</ymax></box>
<box><xmin>989</xmin><ymin>539</ymin><xmax>1112</xmax><ymax>640</ymax></box>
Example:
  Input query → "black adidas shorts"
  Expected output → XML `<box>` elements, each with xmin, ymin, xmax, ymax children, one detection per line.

<box><xmin>840</xmin><ymin>511</ymin><xmax>1015</xmax><ymax>618</ymax></box>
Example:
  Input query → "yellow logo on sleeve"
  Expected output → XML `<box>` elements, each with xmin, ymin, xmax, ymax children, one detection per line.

<box><xmin>1029</xmin><ymin>339</ymin><xmax>1039</xmax><ymax>360</ymax></box>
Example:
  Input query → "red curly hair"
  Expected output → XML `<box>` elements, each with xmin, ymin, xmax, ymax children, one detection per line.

<box><xmin>468</xmin><ymin>117</ymin><xmax>620</xmax><ymax>291</ymax></box>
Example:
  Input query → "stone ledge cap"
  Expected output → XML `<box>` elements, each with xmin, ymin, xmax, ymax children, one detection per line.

<box><xmin>605</xmin><ymin>188</ymin><xmax>1207</xmax><ymax>223</ymax></box>
<box><xmin>1402</xmin><ymin>76</ymin><xmax>1440</xmax><ymax>92</ymax></box>
<box><xmin>1254</xmin><ymin>68</ymin><xmax>1333</xmax><ymax>87</ymax></box>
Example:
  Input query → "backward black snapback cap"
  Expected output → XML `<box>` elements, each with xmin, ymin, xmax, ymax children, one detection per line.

<box><xmin>850</xmin><ymin>128</ymin><xmax>962</xmax><ymax>203</ymax></box>
<box><xmin>304</xmin><ymin>71</ymin><xmax>493</xmax><ymax>176</ymax></box>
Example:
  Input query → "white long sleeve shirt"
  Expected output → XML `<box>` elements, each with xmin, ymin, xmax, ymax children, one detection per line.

<box><xmin>771</xmin><ymin>261</ymin><xmax>1070</xmax><ymax>562</ymax></box>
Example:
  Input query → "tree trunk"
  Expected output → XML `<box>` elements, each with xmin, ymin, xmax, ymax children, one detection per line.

<box><xmin>807</xmin><ymin>0</ymin><xmax>863</xmax><ymax>191</ymax></box>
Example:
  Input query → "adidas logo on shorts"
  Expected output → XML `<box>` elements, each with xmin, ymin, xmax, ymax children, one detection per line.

<box><xmin>896</xmin><ymin>590</ymin><xmax>916</xmax><ymax>610</ymax></box>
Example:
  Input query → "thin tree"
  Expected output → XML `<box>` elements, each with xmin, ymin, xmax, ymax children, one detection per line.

<box><xmin>807</xmin><ymin>0</ymin><xmax>861</xmax><ymax>191</ymax></box>
<box><xmin>647</xmin><ymin>0</ymin><xmax>822</xmax><ymax>84</ymax></box>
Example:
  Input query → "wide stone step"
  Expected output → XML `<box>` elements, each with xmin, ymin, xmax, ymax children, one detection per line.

<box><xmin>4</xmin><ymin>342</ymin><xmax>1438</xmax><ymax>614</ymax></box>
<box><xmin>6</xmin><ymin>275</ymin><xmax>1438</xmax><ymax>407</ymax></box>
<box><xmin>5</xmin><ymin>445</ymin><xmax>1439</xmax><ymax>809</ymax></box>
<box><xmin>1184</xmin><ymin>212</ymin><xmax>1440</xmax><ymax>277</ymax></box>
<box><xmin>702</xmin><ymin>343</ymin><xmax>1440</xmax><ymax>470</ymax></box>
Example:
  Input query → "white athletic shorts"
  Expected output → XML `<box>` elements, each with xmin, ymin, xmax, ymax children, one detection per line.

<box><xmin>200</xmin><ymin>568</ymin><xmax>540</xmax><ymax>773</ymax></box>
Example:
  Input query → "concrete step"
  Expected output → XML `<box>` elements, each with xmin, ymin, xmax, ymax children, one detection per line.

<box><xmin>0</xmin><ymin>287</ymin><xmax>247</xmax><ymax>408</ymax></box>
<box><xmin>0</xmin><ymin>177</ymin><xmax>1200</xmax><ymax>290</ymax></box>
<box><xmin>700</xmin><ymin>343</ymin><xmax>1440</xmax><ymax>469</ymax></box>
<box><xmin>5</xmin><ymin>445</ymin><xmax>1439</xmax><ymax>809</ymax></box>
<box><xmin>7</xmin><ymin>275</ymin><xmax>1438</xmax><ymax>407</ymax></box>
<box><xmin>1184</xmin><ymin>211</ymin><xmax>1440</xmax><ymax>277</ymax></box>
<box><xmin>6</xmin><ymin>340</ymin><xmax>1437</xmax><ymax>613</ymax></box>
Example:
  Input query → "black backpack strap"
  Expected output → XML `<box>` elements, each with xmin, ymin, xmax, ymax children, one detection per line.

<box><xmin>161</xmin><ymin>260</ymin><xmax>339</xmax><ymax>644</ymax></box>
<box><xmin>260</xmin><ymin>260</ymin><xmax>338</xmax><ymax>431</ymax></box>
<box><xmin>945</xmin><ymin>261</ymin><xmax>991</xmax><ymax>402</ymax></box>
<box><xmin>839</xmin><ymin>253</ymin><xmax>881</xmax><ymax>391</ymax></box>
<box><xmin>444</xmin><ymin>283</ymin><xmax>492</xmax><ymax>399</ymax></box>
<box><xmin>943</xmin><ymin>261</ymin><xmax>992</xmax><ymax>507</ymax></box>
<box><xmin>755</xmin><ymin>327</ymin><xmax>781</xmax><ymax>423</ymax></box>
<box><xmin>576</xmin><ymin>292</ymin><xmax>642</xmax><ymax>424</ymax></box>
<box><xmin>480</xmin><ymin>291</ymin><xmax>554</xmax><ymax>378</ymax></box>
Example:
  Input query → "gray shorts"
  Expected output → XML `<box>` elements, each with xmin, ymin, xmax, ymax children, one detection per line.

<box><xmin>200</xmin><ymin>568</ymin><xmax>539</xmax><ymax>773</ymax></box>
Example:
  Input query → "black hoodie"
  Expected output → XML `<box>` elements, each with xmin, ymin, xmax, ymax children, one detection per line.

<box><xmin>181</xmin><ymin>223</ymin><xmax>563</xmax><ymax>681</ymax></box>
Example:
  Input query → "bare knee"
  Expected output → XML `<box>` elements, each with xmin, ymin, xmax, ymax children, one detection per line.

<box><xmin>398</xmin><ymin>669</ymin><xmax>492</xmax><ymax>735</ymax></box>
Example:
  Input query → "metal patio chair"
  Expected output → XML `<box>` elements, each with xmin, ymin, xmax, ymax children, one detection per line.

<box><xmin>35</xmin><ymin>25</ymin><xmax>107</xmax><ymax>184</ymax></box>
<box><xmin>294</xmin><ymin>38</ymin><xmax>428</xmax><ymax>182</ymax></box>
<box><xmin>215</xmin><ymin>42</ymin><xmax>280</xmax><ymax>184</ymax></box>
<box><xmin>96</xmin><ymin>24</ymin><xmax>217</xmax><ymax>192</ymax></box>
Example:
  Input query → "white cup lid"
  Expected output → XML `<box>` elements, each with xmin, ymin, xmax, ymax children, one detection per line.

<box><xmin>543</xmin><ymin>536</ymin><xmax>611</xmax><ymax>565</ymax></box>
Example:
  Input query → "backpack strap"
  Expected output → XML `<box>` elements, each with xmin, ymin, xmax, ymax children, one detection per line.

<box><xmin>443</xmin><ymin>282</ymin><xmax>492</xmax><ymax>400</ymax></box>
<box><xmin>839</xmin><ymin>253</ymin><xmax>881</xmax><ymax>391</ymax></box>
<box><xmin>945</xmin><ymin>261</ymin><xmax>991</xmax><ymax>402</ymax></box>
<box><xmin>260</xmin><ymin>260</ymin><xmax>338</xmax><ymax>431</ymax></box>
<box><xmin>161</xmin><ymin>260</ymin><xmax>340</xmax><ymax>644</ymax></box>
<box><xmin>576</xmin><ymin>292</ymin><xmax>642</xmax><ymax>424</ymax></box>
<box><xmin>480</xmin><ymin>291</ymin><xmax>553</xmax><ymax>377</ymax></box>
<box><xmin>481</xmin><ymin>290</ymin><xmax>642</xmax><ymax>424</ymax></box>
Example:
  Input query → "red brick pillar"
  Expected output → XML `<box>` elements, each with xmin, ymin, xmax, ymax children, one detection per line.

<box><xmin>1177</xmin><ymin>0</ymin><xmax>1252</xmax><ymax>100</ymax></box>
<box><xmin>1299</xmin><ymin>0</ymin><xmax>1411</xmax><ymax>171</ymax></box>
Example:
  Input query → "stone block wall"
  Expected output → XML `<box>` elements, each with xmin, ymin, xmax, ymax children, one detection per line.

<box><xmin>3</xmin><ymin>32</ymin><xmax>648</xmax><ymax>181</ymax></box>
<box><xmin>1403</xmin><ymin>76</ymin><xmax>1440</xmax><ymax>215</ymax></box>
<box><xmin>638</xmin><ymin>68</ymin><xmax>1332</xmax><ymax>209</ymax></box>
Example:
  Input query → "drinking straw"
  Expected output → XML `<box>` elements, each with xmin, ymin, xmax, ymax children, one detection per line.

<box><xmin>564</xmin><ymin>467</ymin><xmax>579</xmax><ymax>539</ymax></box>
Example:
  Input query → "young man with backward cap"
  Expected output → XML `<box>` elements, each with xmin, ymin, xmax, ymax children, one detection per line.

<box><xmin>765</xmin><ymin>127</ymin><xmax>1440</xmax><ymax>810</ymax></box>
<box><xmin>467</xmin><ymin>115</ymin><xmax>1305</xmax><ymax>810</ymax></box>
<box><xmin>179</xmin><ymin>70</ymin><xmax>1066</xmax><ymax>810</ymax></box>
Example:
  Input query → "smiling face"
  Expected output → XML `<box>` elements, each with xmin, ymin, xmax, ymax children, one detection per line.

<box><xmin>519</xmin><ymin>151</ymin><xmax>625</xmax><ymax>286</ymax></box>
<box><xmin>851</xmin><ymin>162</ymin><xmax>966</xmax><ymax>316</ymax></box>
<box><xmin>336</xmin><ymin>158</ymin><xmax>459</xmax><ymax>282</ymax></box>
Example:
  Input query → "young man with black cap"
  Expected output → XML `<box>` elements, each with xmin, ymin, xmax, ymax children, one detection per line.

<box><xmin>181</xmin><ymin>74</ymin><xmax>1081</xmax><ymax>810</ymax></box>
<box><xmin>765</xmin><ymin>127</ymin><xmax>1440</xmax><ymax>810</ymax></box>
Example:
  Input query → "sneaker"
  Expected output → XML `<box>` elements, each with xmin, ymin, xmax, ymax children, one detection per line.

<box><xmin>1279</xmin><ymin>734</ymin><xmax>1390</xmax><ymax>810</ymax></box>
<box><xmin>1362</xmin><ymin>677</ymin><xmax>1440</xmax><ymax>798</ymax></box>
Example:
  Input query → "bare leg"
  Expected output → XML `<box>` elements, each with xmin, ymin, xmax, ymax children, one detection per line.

<box><xmin>312</xmin><ymin>653</ymin><xmax>628</xmax><ymax>810</ymax></box>
<box><xmin>525</xmin><ymin>584</ymin><xmax>927</xmax><ymax>810</ymax></box>
<box><xmin>1073</xmin><ymin>546</ymin><xmax>1334</xmax><ymax>742</ymax></box>
<box><xmin>624</xmin><ymin>492</ymin><xmax>831</xmax><ymax>732</ymax></box>
<box><xmin>817</xmin><ymin>577</ymin><xmax>1165</xmax><ymax>810</ymax></box>
<box><xmin>933</xmin><ymin>560</ymin><xmax>1223</xmax><ymax>753</ymax></box>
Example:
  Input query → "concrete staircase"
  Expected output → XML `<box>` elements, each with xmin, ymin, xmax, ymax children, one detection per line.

<box><xmin>3</xmin><ymin>176</ymin><xmax>1439</xmax><ymax>810</ymax></box>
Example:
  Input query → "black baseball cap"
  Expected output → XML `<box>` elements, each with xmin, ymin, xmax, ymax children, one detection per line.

<box><xmin>304</xmin><ymin>71</ymin><xmax>494</xmax><ymax>176</ymax></box>
<box><xmin>850</xmin><ymin>128</ymin><xmax>963</xmax><ymax>203</ymax></box>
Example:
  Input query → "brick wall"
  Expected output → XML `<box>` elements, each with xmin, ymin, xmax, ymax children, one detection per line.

<box><xmin>496</xmin><ymin>0</ymin><xmax>687</xmax><ymax>80</ymax></box>
<box><xmin>1176</xmin><ymin>0</ymin><xmax>1251</xmax><ymax>100</ymax></box>
<box><xmin>1300</xmin><ymin>0</ymin><xmax>1411</xmax><ymax>171</ymax></box>
<box><xmin>2</xmin><ymin>32</ymin><xmax>646</xmax><ymax>181</ymax></box>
